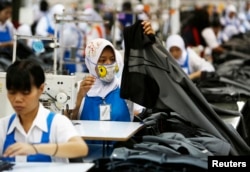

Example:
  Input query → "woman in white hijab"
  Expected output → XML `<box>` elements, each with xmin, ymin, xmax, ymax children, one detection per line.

<box><xmin>220</xmin><ymin>4</ymin><xmax>242</xmax><ymax>39</ymax></box>
<box><xmin>69</xmin><ymin>21</ymin><xmax>154</xmax><ymax>121</ymax></box>
<box><xmin>74</xmin><ymin>38</ymin><xmax>130</xmax><ymax>121</ymax></box>
<box><xmin>35</xmin><ymin>3</ymin><xmax>64</xmax><ymax>37</ymax></box>
<box><xmin>166</xmin><ymin>34</ymin><xmax>215</xmax><ymax>80</ymax></box>
<box><xmin>70</xmin><ymin>38</ymin><xmax>131</xmax><ymax>122</ymax></box>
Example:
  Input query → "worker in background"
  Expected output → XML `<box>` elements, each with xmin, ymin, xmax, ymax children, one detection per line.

<box><xmin>60</xmin><ymin>21</ymin><xmax>88</xmax><ymax>74</ymax></box>
<box><xmin>67</xmin><ymin>21</ymin><xmax>155</xmax><ymax>121</ymax></box>
<box><xmin>201</xmin><ymin>19</ymin><xmax>228</xmax><ymax>59</ymax></box>
<box><xmin>35</xmin><ymin>3</ymin><xmax>64</xmax><ymax>38</ymax></box>
<box><xmin>220</xmin><ymin>4</ymin><xmax>241</xmax><ymax>39</ymax></box>
<box><xmin>31</xmin><ymin>0</ymin><xmax>49</xmax><ymax>35</ymax></box>
<box><xmin>166</xmin><ymin>34</ymin><xmax>215</xmax><ymax>81</ymax></box>
<box><xmin>0</xmin><ymin>1</ymin><xmax>15</xmax><ymax>58</ymax></box>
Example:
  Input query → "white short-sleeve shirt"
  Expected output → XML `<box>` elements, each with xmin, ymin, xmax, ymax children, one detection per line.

<box><xmin>187</xmin><ymin>47</ymin><xmax>215</xmax><ymax>74</ymax></box>
<box><xmin>202</xmin><ymin>27</ymin><xmax>220</xmax><ymax>49</ymax></box>
<box><xmin>0</xmin><ymin>104</ymin><xmax>79</xmax><ymax>163</ymax></box>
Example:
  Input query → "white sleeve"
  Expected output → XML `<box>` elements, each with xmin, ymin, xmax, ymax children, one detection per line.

<box><xmin>76</xmin><ymin>80</ymin><xmax>85</xmax><ymax>119</ymax></box>
<box><xmin>201</xmin><ymin>28</ymin><xmax>220</xmax><ymax>49</ymax></box>
<box><xmin>222</xmin><ymin>25</ymin><xmax>240</xmax><ymax>39</ymax></box>
<box><xmin>52</xmin><ymin>114</ymin><xmax>80</xmax><ymax>143</ymax></box>
<box><xmin>220</xmin><ymin>17</ymin><xmax>226</xmax><ymax>26</ymax></box>
<box><xmin>133</xmin><ymin>103</ymin><xmax>145</xmax><ymax>113</ymax></box>
<box><xmin>124</xmin><ymin>100</ymin><xmax>145</xmax><ymax>121</ymax></box>
<box><xmin>35</xmin><ymin>17</ymin><xmax>49</xmax><ymax>36</ymax></box>
<box><xmin>6</xmin><ymin>21</ymin><xmax>16</xmax><ymax>39</ymax></box>
<box><xmin>0</xmin><ymin>116</ymin><xmax>16</xmax><ymax>156</ymax></box>
<box><xmin>188</xmin><ymin>48</ymin><xmax>215</xmax><ymax>73</ymax></box>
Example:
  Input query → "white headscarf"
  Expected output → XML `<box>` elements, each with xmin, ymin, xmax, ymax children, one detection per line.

<box><xmin>50</xmin><ymin>4</ymin><xmax>64</xmax><ymax>17</ymax></box>
<box><xmin>224</xmin><ymin>4</ymin><xmax>237</xmax><ymax>25</ymax></box>
<box><xmin>165</xmin><ymin>34</ymin><xmax>187</xmax><ymax>66</ymax></box>
<box><xmin>85</xmin><ymin>38</ymin><xmax>120</xmax><ymax>98</ymax></box>
<box><xmin>48</xmin><ymin>4</ymin><xmax>65</xmax><ymax>28</ymax></box>
<box><xmin>226</xmin><ymin>4</ymin><xmax>237</xmax><ymax>17</ymax></box>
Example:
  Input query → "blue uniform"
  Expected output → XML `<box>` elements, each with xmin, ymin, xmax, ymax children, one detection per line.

<box><xmin>42</xmin><ymin>15</ymin><xmax>57</xmax><ymax>47</ymax></box>
<box><xmin>46</xmin><ymin>15</ymin><xmax>54</xmax><ymax>35</ymax></box>
<box><xmin>0</xmin><ymin>25</ymin><xmax>12</xmax><ymax>55</ymax></box>
<box><xmin>180</xmin><ymin>54</ymin><xmax>190</xmax><ymax>75</ymax></box>
<box><xmin>2</xmin><ymin>112</ymin><xmax>55</xmax><ymax>162</ymax></box>
<box><xmin>0</xmin><ymin>25</ymin><xmax>12</xmax><ymax>42</ymax></box>
<box><xmin>80</xmin><ymin>87</ymin><xmax>130</xmax><ymax>121</ymax></box>
<box><xmin>81</xmin><ymin>87</ymin><xmax>130</xmax><ymax>146</ymax></box>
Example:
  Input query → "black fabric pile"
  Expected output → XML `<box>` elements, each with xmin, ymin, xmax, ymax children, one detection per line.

<box><xmin>120</xmin><ymin>20</ymin><xmax>250</xmax><ymax>155</ymax></box>
<box><xmin>0</xmin><ymin>160</ymin><xmax>14</xmax><ymax>171</ymax></box>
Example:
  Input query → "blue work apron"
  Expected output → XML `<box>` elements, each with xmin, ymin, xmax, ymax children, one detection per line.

<box><xmin>81</xmin><ymin>87</ymin><xmax>130</xmax><ymax>147</ymax></box>
<box><xmin>46</xmin><ymin>15</ymin><xmax>54</xmax><ymax>35</ymax></box>
<box><xmin>180</xmin><ymin>54</ymin><xmax>190</xmax><ymax>75</ymax></box>
<box><xmin>80</xmin><ymin>87</ymin><xmax>130</xmax><ymax>121</ymax></box>
<box><xmin>0</xmin><ymin>25</ymin><xmax>12</xmax><ymax>42</ymax></box>
<box><xmin>2</xmin><ymin>112</ymin><xmax>55</xmax><ymax>162</ymax></box>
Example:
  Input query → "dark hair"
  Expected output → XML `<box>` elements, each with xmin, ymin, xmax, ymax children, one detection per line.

<box><xmin>210</xmin><ymin>19</ymin><xmax>222</xmax><ymax>28</ymax></box>
<box><xmin>6</xmin><ymin>59</ymin><xmax>45</xmax><ymax>91</ymax></box>
<box><xmin>0</xmin><ymin>1</ymin><xmax>12</xmax><ymax>11</ymax></box>
<box><xmin>40</xmin><ymin>0</ymin><xmax>49</xmax><ymax>12</ymax></box>
<box><xmin>122</xmin><ymin>1</ymin><xmax>132</xmax><ymax>11</ymax></box>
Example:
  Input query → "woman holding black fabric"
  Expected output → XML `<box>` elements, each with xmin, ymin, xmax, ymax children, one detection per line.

<box><xmin>69</xmin><ymin>21</ymin><xmax>154</xmax><ymax>121</ymax></box>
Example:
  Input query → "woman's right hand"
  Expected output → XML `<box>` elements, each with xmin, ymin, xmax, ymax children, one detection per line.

<box><xmin>3</xmin><ymin>142</ymin><xmax>37</xmax><ymax>157</ymax></box>
<box><xmin>70</xmin><ymin>75</ymin><xmax>96</xmax><ymax>120</ymax></box>
<box><xmin>78</xmin><ymin>75</ymin><xmax>96</xmax><ymax>98</ymax></box>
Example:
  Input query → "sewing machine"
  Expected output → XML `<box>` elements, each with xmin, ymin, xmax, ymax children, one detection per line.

<box><xmin>40</xmin><ymin>73</ymin><xmax>78</xmax><ymax>114</ymax></box>
<box><xmin>0</xmin><ymin>72</ymin><xmax>80</xmax><ymax>117</ymax></box>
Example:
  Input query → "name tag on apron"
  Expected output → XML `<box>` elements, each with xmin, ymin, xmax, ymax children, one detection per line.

<box><xmin>99</xmin><ymin>104</ymin><xmax>111</xmax><ymax>120</ymax></box>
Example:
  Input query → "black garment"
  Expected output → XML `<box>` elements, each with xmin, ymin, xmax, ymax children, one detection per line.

<box><xmin>89</xmin><ymin>147</ymin><xmax>208</xmax><ymax>172</ymax></box>
<box><xmin>120</xmin><ymin>20</ymin><xmax>250</xmax><ymax>155</ymax></box>
<box><xmin>0</xmin><ymin>160</ymin><xmax>14</xmax><ymax>171</ymax></box>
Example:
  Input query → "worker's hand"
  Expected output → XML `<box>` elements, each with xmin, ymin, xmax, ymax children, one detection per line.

<box><xmin>141</xmin><ymin>20</ymin><xmax>155</xmax><ymax>35</ymax></box>
<box><xmin>3</xmin><ymin>142</ymin><xmax>37</xmax><ymax>157</ymax></box>
<box><xmin>62</xmin><ymin>104</ymin><xmax>73</xmax><ymax>119</ymax></box>
<box><xmin>62</xmin><ymin>105</ymin><xmax>78</xmax><ymax>120</ymax></box>
<box><xmin>78</xmin><ymin>75</ymin><xmax>96</xmax><ymax>98</ymax></box>
<box><xmin>0</xmin><ymin>41</ymin><xmax>14</xmax><ymax>47</ymax></box>
<box><xmin>71</xmin><ymin>75</ymin><xmax>96</xmax><ymax>120</ymax></box>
